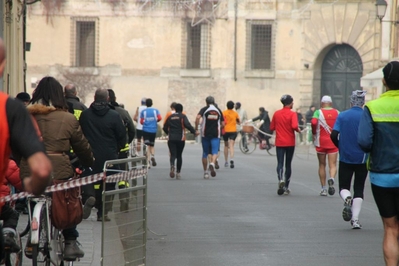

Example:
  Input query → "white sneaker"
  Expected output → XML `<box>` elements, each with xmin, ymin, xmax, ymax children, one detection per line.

<box><xmin>320</xmin><ymin>189</ymin><xmax>327</xmax><ymax>196</ymax></box>
<box><xmin>277</xmin><ymin>180</ymin><xmax>285</xmax><ymax>195</ymax></box>
<box><xmin>283</xmin><ymin>188</ymin><xmax>291</xmax><ymax>195</ymax></box>
<box><xmin>204</xmin><ymin>172</ymin><xmax>210</xmax><ymax>179</ymax></box>
<box><xmin>351</xmin><ymin>219</ymin><xmax>362</xmax><ymax>229</ymax></box>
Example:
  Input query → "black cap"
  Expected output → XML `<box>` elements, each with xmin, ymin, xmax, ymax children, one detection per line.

<box><xmin>280</xmin><ymin>94</ymin><xmax>293</xmax><ymax>105</ymax></box>
<box><xmin>16</xmin><ymin>92</ymin><xmax>30</xmax><ymax>102</ymax></box>
<box><xmin>383</xmin><ymin>61</ymin><xmax>399</xmax><ymax>82</ymax></box>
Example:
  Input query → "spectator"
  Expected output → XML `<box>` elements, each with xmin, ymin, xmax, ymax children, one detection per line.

<box><xmin>235</xmin><ymin>102</ymin><xmax>247</xmax><ymax>132</ymax></box>
<box><xmin>80</xmin><ymin>89</ymin><xmax>126</xmax><ymax>222</ymax></box>
<box><xmin>21</xmin><ymin>76</ymin><xmax>93</xmax><ymax>260</ymax></box>
<box><xmin>64</xmin><ymin>84</ymin><xmax>87</xmax><ymax>119</ymax></box>
<box><xmin>305</xmin><ymin>105</ymin><xmax>316</xmax><ymax>123</ymax></box>
<box><xmin>15</xmin><ymin>92</ymin><xmax>30</xmax><ymax>107</ymax></box>
<box><xmin>296</xmin><ymin>108</ymin><xmax>305</xmax><ymax>144</ymax></box>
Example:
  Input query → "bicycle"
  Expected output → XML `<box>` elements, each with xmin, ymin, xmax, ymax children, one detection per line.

<box><xmin>1</xmin><ymin>219</ymin><xmax>25</xmax><ymax>266</ymax></box>
<box><xmin>239</xmin><ymin>123</ymin><xmax>276</xmax><ymax>156</ymax></box>
<box><xmin>25</xmin><ymin>195</ymin><xmax>74</xmax><ymax>266</ymax></box>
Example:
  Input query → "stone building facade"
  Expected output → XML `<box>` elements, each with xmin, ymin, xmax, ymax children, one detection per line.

<box><xmin>25</xmin><ymin>0</ymin><xmax>386</xmax><ymax>120</ymax></box>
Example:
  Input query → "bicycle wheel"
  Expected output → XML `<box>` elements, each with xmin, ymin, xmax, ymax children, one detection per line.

<box><xmin>239</xmin><ymin>133</ymin><xmax>256</xmax><ymax>154</ymax></box>
<box><xmin>4</xmin><ymin>233</ymin><xmax>23</xmax><ymax>266</ymax></box>
<box><xmin>266</xmin><ymin>144</ymin><xmax>276</xmax><ymax>156</ymax></box>
<box><xmin>32</xmin><ymin>205</ymin><xmax>51</xmax><ymax>266</ymax></box>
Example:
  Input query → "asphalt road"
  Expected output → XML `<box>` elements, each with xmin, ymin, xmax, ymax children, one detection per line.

<box><xmin>146</xmin><ymin>142</ymin><xmax>383</xmax><ymax>266</ymax></box>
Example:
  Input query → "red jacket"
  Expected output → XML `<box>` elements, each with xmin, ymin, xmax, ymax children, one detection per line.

<box><xmin>270</xmin><ymin>107</ymin><xmax>300</xmax><ymax>147</ymax></box>
<box><xmin>1</xmin><ymin>159</ymin><xmax>22</xmax><ymax>199</ymax></box>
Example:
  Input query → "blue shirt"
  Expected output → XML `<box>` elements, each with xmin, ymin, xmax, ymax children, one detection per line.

<box><xmin>140</xmin><ymin>107</ymin><xmax>160</xmax><ymax>133</ymax></box>
<box><xmin>333</xmin><ymin>106</ymin><xmax>367</xmax><ymax>164</ymax></box>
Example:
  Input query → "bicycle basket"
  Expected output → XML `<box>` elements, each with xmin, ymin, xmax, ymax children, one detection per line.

<box><xmin>242</xmin><ymin>125</ymin><xmax>254</xmax><ymax>133</ymax></box>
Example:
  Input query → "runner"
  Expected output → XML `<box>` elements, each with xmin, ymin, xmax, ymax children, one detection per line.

<box><xmin>311</xmin><ymin>96</ymin><xmax>339</xmax><ymax>196</ymax></box>
<box><xmin>331</xmin><ymin>90</ymin><xmax>368</xmax><ymax>229</ymax></box>
<box><xmin>270</xmin><ymin>94</ymin><xmax>300</xmax><ymax>195</ymax></box>
<box><xmin>222</xmin><ymin>101</ymin><xmax>240</xmax><ymax>168</ymax></box>
<box><xmin>195</xmin><ymin>96</ymin><xmax>224</xmax><ymax>179</ymax></box>
<box><xmin>163</xmin><ymin>103</ymin><xmax>198</xmax><ymax>179</ymax></box>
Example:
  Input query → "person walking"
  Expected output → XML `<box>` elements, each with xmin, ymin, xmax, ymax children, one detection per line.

<box><xmin>80</xmin><ymin>89</ymin><xmax>126</xmax><ymax>222</ymax></box>
<box><xmin>163</xmin><ymin>103</ymin><xmax>198</xmax><ymax>179</ymax></box>
<box><xmin>358</xmin><ymin>61</ymin><xmax>399</xmax><ymax>265</ymax></box>
<box><xmin>311</xmin><ymin>96</ymin><xmax>339</xmax><ymax>196</ymax></box>
<box><xmin>270</xmin><ymin>95</ymin><xmax>300</xmax><ymax>195</ymax></box>
<box><xmin>195</xmin><ymin>96</ymin><xmax>225</xmax><ymax>179</ymax></box>
<box><xmin>235</xmin><ymin>102</ymin><xmax>247</xmax><ymax>132</ymax></box>
<box><xmin>222</xmin><ymin>101</ymin><xmax>240</xmax><ymax>168</ymax></box>
<box><xmin>15</xmin><ymin>92</ymin><xmax>31</xmax><ymax>107</ymax></box>
<box><xmin>248</xmin><ymin>107</ymin><xmax>272</xmax><ymax>150</ymax></box>
<box><xmin>140</xmin><ymin>98</ymin><xmax>162</xmax><ymax>167</ymax></box>
<box><xmin>305</xmin><ymin>105</ymin><xmax>316</xmax><ymax>144</ymax></box>
<box><xmin>296</xmin><ymin>108</ymin><xmax>305</xmax><ymax>144</ymax></box>
<box><xmin>331</xmin><ymin>90</ymin><xmax>368</xmax><ymax>229</ymax></box>
<box><xmin>133</xmin><ymin>98</ymin><xmax>147</xmax><ymax>156</ymax></box>
<box><xmin>21</xmin><ymin>76</ymin><xmax>94</xmax><ymax>260</ymax></box>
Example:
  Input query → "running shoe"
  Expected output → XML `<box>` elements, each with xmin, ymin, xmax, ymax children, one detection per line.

<box><xmin>351</xmin><ymin>219</ymin><xmax>362</xmax><ymax>229</ymax></box>
<box><xmin>176</xmin><ymin>172</ymin><xmax>181</xmax><ymax>180</ymax></box>
<box><xmin>342</xmin><ymin>196</ymin><xmax>352</xmax><ymax>222</ymax></box>
<box><xmin>170</xmin><ymin>165</ymin><xmax>175</xmax><ymax>178</ymax></box>
<box><xmin>209</xmin><ymin>163</ymin><xmax>216</xmax><ymax>177</ymax></box>
<box><xmin>215</xmin><ymin>160</ymin><xmax>220</xmax><ymax>169</ymax></box>
<box><xmin>283</xmin><ymin>188</ymin><xmax>291</xmax><ymax>195</ymax></box>
<box><xmin>277</xmin><ymin>180</ymin><xmax>285</xmax><ymax>195</ymax></box>
<box><xmin>204</xmin><ymin>172</ymin><xmax>210</xmax><ymax>179</ymax></box>
<box><xmin>327</xmin><ymin>178</ymin><xmax>335</xmax><ymax>195</ymax></box>
<box><xmin>151</xmin><ymin>157</ymin><xmax>157</xmax><ymax>167</ymax></box>
<box><xmin>320</xmin><ymin>189</ymin><xmax>328</xmax><ymax>196</ymax></box>
<box><xmin>224</xmin><ymin>162</ymin><xmax>229</xmax><ymax>168</ymax></box>
<box><xmin>230</xmin><ymin>160</ymin><xmax>234</xmax><ymax>169</ymax></box>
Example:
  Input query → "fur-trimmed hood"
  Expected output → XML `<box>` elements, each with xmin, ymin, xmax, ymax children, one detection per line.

<box><xmin>27</xmin><ymin>103</ymin><xmax>58</xmax><ymax>115</ymax></box>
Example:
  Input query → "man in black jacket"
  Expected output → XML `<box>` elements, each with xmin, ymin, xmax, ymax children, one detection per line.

<box><xmin>64</xmin><ymin>84</ymin><xmax>87</xmax><ymax>119</ymax></box>
<box><xmin>80</xmin><ymin>89</ymin><xmax>126</xmax><ymax>221</ymax></box>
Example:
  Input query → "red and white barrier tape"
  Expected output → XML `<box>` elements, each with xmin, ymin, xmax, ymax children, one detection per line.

<box><xmin>1</xmin><ymin>168</ymin><xmax>147</xmax><ymax>203</ymax></box>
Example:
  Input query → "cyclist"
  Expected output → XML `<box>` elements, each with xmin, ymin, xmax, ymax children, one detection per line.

<box><xmin>0</xmin><ymin>39</ymin><xmax>52</xmax><ymax>260</ymax></box>
<box><xmin>248</xmin><ymin>107</ymin><xmax>272</xmax><ymax>150</ymax></box>
<box><xmin>1</xmin><ymin>158</ymin><xmax>23</xmax><ymax>252</ymax></box>
<box><xmin>270</xmin><ymin>95</ymin><xmax>300</xmax><ymax>195</ymax></box>
<box><xmin>20</xmin><ymin>76</ymin><xmax>94</xmax><ymax>261</ymax></box>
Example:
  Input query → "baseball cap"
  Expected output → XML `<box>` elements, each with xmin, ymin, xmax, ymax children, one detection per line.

<box><xmin>141</xmin><ymin>97</ymin><xmax>146</xmax><ymax>104</ymax></box>
<box><xmin>280</xmin><ymin>94</ymin><xmax>293</xmax><ymax>105</ymax></box>
<box><xmin>383</xmin><ymin>61</ymin><xmax>399</xmax><ymax>82</ymax></box>
<box><xmin>321</xmin><ymin>95</ymin><xmax>332</xmax><ymax>103</ymax></box>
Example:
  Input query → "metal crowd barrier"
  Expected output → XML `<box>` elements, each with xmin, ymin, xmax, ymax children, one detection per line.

<box><xmin>101</xmin><ymin>157</ymin><xmax>148</xmax><ymax>266</ymax></box>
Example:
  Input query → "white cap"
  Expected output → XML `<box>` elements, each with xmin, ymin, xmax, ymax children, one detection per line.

<box><xmin>321</xmin><ymin>95</ymin><xmax>332</xmax><ymax>103</ymax></box>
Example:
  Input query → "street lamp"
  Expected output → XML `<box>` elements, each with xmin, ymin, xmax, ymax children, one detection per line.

<box><xmin>376</xmin><ymin>0</ymin><xmax>399</xmax><ymax>25</ymax></box>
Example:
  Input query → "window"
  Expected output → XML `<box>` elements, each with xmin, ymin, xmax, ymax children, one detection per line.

<box><xmin>184</xmin><ymin>23</ymin><xmax>211</xmax><ymax>69</ymax></box>
<box><xmin>71</xmin><ymin>17</ymin><xmax>98</xmax><ymax>67</ymax></box>
<box><xmin>246</xmin><ymin>20</ymin><xmax>274</xmax><ymax>70</ymax></box>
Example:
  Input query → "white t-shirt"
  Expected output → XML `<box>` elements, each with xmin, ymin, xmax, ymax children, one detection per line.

<box><xmin>136</xmin><ymin>105</ymin><xmax>147</xmax><ymax>130</ymax></box>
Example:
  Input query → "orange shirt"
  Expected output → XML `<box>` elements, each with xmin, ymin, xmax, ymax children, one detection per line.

<box><xmin>222</xmin><ymin>109</ymin><xmax>240</xmax><ymax>133</ymax></box>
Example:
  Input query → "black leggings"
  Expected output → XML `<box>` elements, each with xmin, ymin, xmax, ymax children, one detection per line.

<box><xmin>168</xmin><ymin>140</ymin><xmax>186</xmax><ymax>172</ymax></box>
<box><xmin>338</xmin><ymin>161</ymin><xmax>368</xmax><ymax>199</ymax></box>
<box><xmin>276</xmin><ymin>146</ymin><xmax>295</xmax><ymax>187</ymax></box>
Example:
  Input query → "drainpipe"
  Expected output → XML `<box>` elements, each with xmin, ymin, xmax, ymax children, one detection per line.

<box><xmin>233</xmin><ymin>0</ymin><xmax>237</xmax><ymax>81</ymax></box>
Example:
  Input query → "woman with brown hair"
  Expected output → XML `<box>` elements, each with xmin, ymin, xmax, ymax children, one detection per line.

<box><xmin>20</xmin><ymin>76</ymin><xmax>93</xmax><ymax>261</ymax></box>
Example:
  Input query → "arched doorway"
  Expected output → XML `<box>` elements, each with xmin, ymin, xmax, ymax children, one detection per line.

<box><xmin>321</xmin><ymin>44</ymin><xmax>363</xmax><ymax>111</ymax></box>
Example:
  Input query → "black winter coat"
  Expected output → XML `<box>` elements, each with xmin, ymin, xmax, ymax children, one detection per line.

<box><xmin>80</xmin><ymin>101</ymin><xmax>126</xmax><ymax>173</ymax></box>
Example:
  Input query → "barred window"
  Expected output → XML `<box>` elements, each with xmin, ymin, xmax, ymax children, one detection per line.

<box><xmin>71</xmin><ymin>17</ymin><xmax>98</xmax><ymax>67</ymax></box>
<box><xmin>246</xmin><ymin>20</ymin><xmax>274</xmax><ymax>70</ymax></box>
<box><xmin>185</xmin><ymin>23</ymin><xmax>210</xmax><ymax>69</ymax></box>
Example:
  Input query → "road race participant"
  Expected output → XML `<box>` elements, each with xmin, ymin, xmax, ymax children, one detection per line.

<box><xmin>311</xmin><ymin>96</ymin><xmax>339</xmax><ymax>196</ymax></box>
<box><xmin>222</xmin><ymin>101</ymin><xmax>240</xmax><ymax>168</ymax></box>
